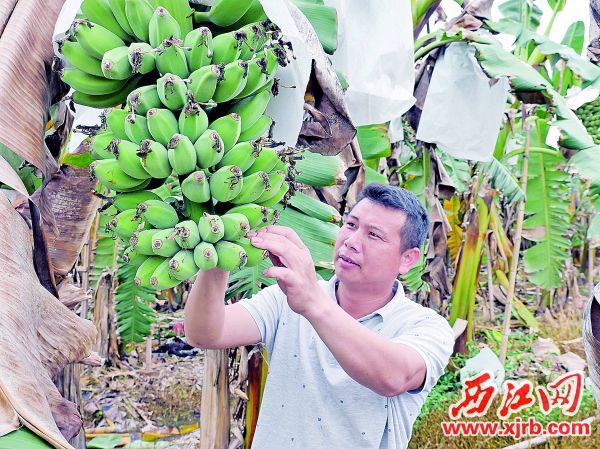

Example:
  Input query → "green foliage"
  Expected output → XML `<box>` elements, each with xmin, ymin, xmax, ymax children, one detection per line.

<box><xmin>521</xmin><ymin>120</ymin><xmax>571</xmax><ymax>289</ymax></box>
<box><xmin>356</xmin><ymin>124</ymin><xmax>391</xmax><ymax>160</ymax></box>
<box><xmin>480</xmin><ymin>157</ymin><xmax>525</xmax><ymax>203</ymax></box>
<box><xmin>114</xmin><ymin>253</ymin><xmax>156</xmax><ymax>344</ymax></box>
<box><xmin>0</xmin><ymin>428</ymin><xmax>54</xmax><ymax>449</ymax></box>
<box><xmin>436</xmin><ymin>148</ymin><xmax>470</xmax><ymax>194</ymax></box>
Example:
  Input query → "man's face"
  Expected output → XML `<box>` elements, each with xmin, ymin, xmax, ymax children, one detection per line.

<box><xmin>333</xmin><ymin>199</ymin><xmax>420</xmax><ymax>285</ymax></box>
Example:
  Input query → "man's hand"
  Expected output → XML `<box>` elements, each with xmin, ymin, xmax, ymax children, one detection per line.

<box><xmin>248</xmin><ymin>225</ymin><xmax>323</xmax><ymax>317</ymax></box>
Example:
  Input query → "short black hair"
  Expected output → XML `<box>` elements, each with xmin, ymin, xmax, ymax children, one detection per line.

<box><xmin>352</xmin><ymin>184</ymin><xmax>430</xmax><ymax>252</ymax></box>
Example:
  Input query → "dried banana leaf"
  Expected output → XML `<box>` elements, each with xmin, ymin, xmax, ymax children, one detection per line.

<box><xmin>0</xmin><ymin>0</ymin><xmax>67</xmax><ymax>179</ymax></box>
<box><xmin>0</xmin><ymin>191</ymin><xmax>96</xmax><ymax>448</ymax></box>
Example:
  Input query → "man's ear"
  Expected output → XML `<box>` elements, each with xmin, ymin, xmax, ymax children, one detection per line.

<box><xmin>398</xmin><ymin>248</ymin><xmax>421</xmax><ymax>275</ymax></box>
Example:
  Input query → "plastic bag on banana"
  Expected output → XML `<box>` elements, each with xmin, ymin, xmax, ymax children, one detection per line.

<box><xmin>324</xmin><ymin>0</ymin><xmax>415</xmax><ymax>127</ymax></box>
<box><xmin>256</xmin><ymin>0</ymin><xmax>312</xmax><ymax>147</ymax></box>
<box><xmin>415</xmin><ymin>42</ymin><xmax>510</xmax><ymax>162</ymax></box>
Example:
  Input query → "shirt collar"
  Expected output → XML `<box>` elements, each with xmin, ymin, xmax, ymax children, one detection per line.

<box><xmin>326</xmin><ymin>274</ymin><xmax>406</xmax><ymax>321</ymax></box>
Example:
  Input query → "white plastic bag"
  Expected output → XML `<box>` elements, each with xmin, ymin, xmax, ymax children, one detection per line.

<box><xmin>258</xmin><ymin>0</ymin><xmax>313</xmax><ymax>147</ymax></box>
<box><xmin>325</xmin><ymin>0</ymin><xmax>415</xmax><ymax>127</ymax></box>
<box><xmin>416</xmin><ymin>42</ymin><xmax>510</xmax><ymax>162</ymax></box>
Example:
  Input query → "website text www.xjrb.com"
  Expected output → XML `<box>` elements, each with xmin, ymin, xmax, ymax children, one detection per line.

<box><xmin>441</xmin><ymin>417</ymin><xmax>592</xmax><ymax>438</ymax></box>
<box><xmin>441</xmin><ymin>370</ymin><xmax>590</xmax><ymax>439</ymax></box>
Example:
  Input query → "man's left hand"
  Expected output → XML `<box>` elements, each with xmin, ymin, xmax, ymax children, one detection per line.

<box><xmin>248</xmin><ymin>225</ymin><xmax>323</xmax><ymax>317</ymax></box>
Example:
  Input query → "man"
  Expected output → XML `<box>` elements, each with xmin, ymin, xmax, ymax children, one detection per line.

<box><xmin>185</xmin><ymin>184</ymin><xmax>454</xmax><ymax>449</ymax></box>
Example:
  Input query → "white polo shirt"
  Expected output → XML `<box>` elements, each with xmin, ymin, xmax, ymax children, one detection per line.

<box><xmin>238</xmin><ymin>275</ymin><xmax>454</xmax><ymax>449</ymax></box>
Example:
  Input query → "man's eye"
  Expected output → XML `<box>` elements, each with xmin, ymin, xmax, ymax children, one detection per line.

<box><xmin>369</xmin><ymin>232</ymin><xmax>380</xmax><ymax>239</ymax></box>
<box><xmin>346</xmin><ymin>222</ymin><xmax>355</xmax><ymax>228</ymax></box>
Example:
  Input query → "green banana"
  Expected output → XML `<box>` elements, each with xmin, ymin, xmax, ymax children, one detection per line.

<box><xmin>169</xmin><ymin>250</ymin><xmax>199</xmax><ymax>280</ymax></box>
<box><xmin>194</xmin><ymin>129</ymin><xmax>225</xmax><ymax>168</ymax></box>
<box><xmin>101</xmin><ymin>45</ymin><xmax>133</xmax><ymax>80</ymax></box>
<box><xmin>182</xmin><ymin>197</ymin><xmax>211</xmax><ymax>222</ymax></box>
<box><xmin>108</xmin><ymin>0</ymin><xmax>136</xmax><ymax>36</ymax></box>
<box><xmin>234</xmin><ymin>56</ymin><xmax>268</xmax><ymax>99</ymax></box>
<box><xmin>146</xmin><ymin>107</ymin><xmax>179</xmax><ymax>146</ymax></box>
<box><xmin>156</xmin><ymin>37</ymin><xmax>189</xmax><ymax>78</ymax></box>
<box><xmin>125</xmin><ymin>0</ymin><xmax>154</xmax><ymax>42</ymax></box>
<box><xmin>230</xmin><ymin>171</ymin><xmax>269</xmax><ymax>204</ymax></box>
<box><xmin>216</xmin><ymin>140</ymin><xmax>261</xmax><ymax>171</ymax></box>
<box><xmin>254</xmin><ymin>170</ymin><xmax>285</xmax><ymax>203</ymax></box>
<box><xmin>157</xmin><ymin>73</ymin><xmax>188</xmax><ymax>110</ymax></box>
<box><xmin>128</xmin><ymin>42</ymin><xmax>156</xmax><ymax>74</ymax></box>
<box><xmin>226</xmin><ymin>202</ymin><xmax>272</xmax><ymax>228</ymax></box>
<box><xmin>209</xmin><ymin>165</ymin><xmax>244</xmax><ymax>202</ymax></box>
<box><xmin>60</xmin><ymin>67</ymin><xmax>128</xmax><ymax>95</ymax></box>
<box><xmin>80</xmin><ymin>0</ymin><xmax>132</xmax><ymax>41</ymax></box>
<box><xmin>131</xmin><ymin>228</ymin><xmax>161</xmax><ymax>255</ymax></box>
<box><xmin>109</xmin><ymin>138</ymin><xmax>151</xmax><ymax>179</ymax></box>
<box><xmin>150</xmin><ymin>258</ymin><xmax>182</xmax><ymax>289</ymax></box>
<box><xmin>91</xmin><ymin>159</ymin><xmax>149</xmax><ymax>192</ymax></box>
<box><xmin>74</xmin><ymin>79</ymin><xmax>143</xmax><ymax>109</ymax></box>
<box><xmin>198</xmin><ymin>213</ymin><xmax>225</xmax><ymax>243</ymax></box>
<box><xmin>215</xmin><ymin>241</ymin><xmax>247</xmax><ymax>271</ymax></box>
<box><xmin>213</xmin><ymin>60</ymin><xmax>248</xmax><ymax>103</ymax></box>
<box><xmin>221</xmin><ymin>213</ymin><xmax>250</xmax><ymax>241</ymax></box>
<box><xmin>238</xmin><ymin>21</ymin><xmax>271</xmax><ymax>60</ymax></box>
<box><xmin>245</xmin><ymin>147</ymin><xmax>279</xmax><ymax>175</ymax></box>
<box><xmin>138</xmin><ymin>139</ymin><xmax>172</xmax><ymax>178</ymax></box>
<box><xmin>174</xmin><ymin>220</ymin><xmax>201</xmax><ymax>249</ymax></box>
<box><xmin>91</xmin><ymin>131</ymin><xmax>117</xmax><ymax>160</ymax></box>
<box><xmin>167</xmin><ymin>133</ymin><xmax>197</xmax><ymax>175</ymax></box>
<box><xmin>102</xmin><ymin>107</ymin><xmax>129</xmax><ymax>139</ymax></box>
<box><xmin>124</xmin><ymin>113</ymin><xmax>152</xmax><ymax>143</ymax></box>
<box><xmin>210</xmin><ymin>31</ymin><xmax>245</xmax><ymax>65</ymax></box>
<box><xmin>136</xmin><ymin>199</ymin><xmax>179</xmax><ymax>228</ymax></box>
<box><xmin>71</xmin><ymin>19</ymin><xmax>126</xmax><ymax>59</ymax></box>
<box><xmin>127</xmin><ymin>85</ymin><xmax>162</xmax><ymax>114</ymax></box>
<box><xmin>106</xmin><ymin>209</ymin><xmax>149</xmax><ymax>240</ymax></box>
<box><xmin>188</xmin><ymin>64</ymin><xmax>223</xmax><ymax>103</ymax></box>
<box><xmin>149</xmin><ymin>6</ymin><xmax>181</xmax><ymax>48</ymax></box>
<box><xmin>150</xmin><ymin>227</ymin><xmax>181</xmax><ymax>257</ymax></box>
<box><xmin>235</xmin><ymin>237</ymin><xmax>267</xmax><ymax>267</ymax></box>
<box><xmin>183</xmin><ymin>27</ymin><xmax>213</xmax><ymax>72</ymax></box>
<box><xmin>257</xmin><ymin>180</ymin><xmax>288</xmax><ymax>207</ymax></box>
<box><xmin>238</xmin><ymin>115</ymin><xmax>273</xmax><ymax>142</ymax></box>
<box><xmin>288</xmin><ymin>191</ymin><xmax>342</xmax><ymax>223</ymax></box>
<box><xmin>228</xmin><ymin>90</ymin><xmax>270</xmax><ymax>131</ymax></box>
<box><xmin>135</xmin><ymin>255</ymin><xmax>165</xmax><ymax>287</ymax></box>
<box><xmin>193</xmin><ymin>242</ymin><xmax>218</xmax><ymax>270</ymax></box>
<box><xmin>181</xmin><ymin>170</ymin><xmax>211</xmax><ymax>203</ymax></box>
<box><xmin>113</xmin><ymin>190</ymin><xmax>161</xmax><ymax>211</ymax></box>
<box><xmin>178</xmin><ymin>101</ymin><xmax>208</xmax><ymax>142</ymax></box>
<box><xmin>228</xmin><ymin>0</ymin><xmax>267</xmax><ymax>29</ymax></box>
<box><xmin>153</xmin><ymin>0</ymin><xmax>193</xmax><ymax>36</ymax></box>
<box><xmin>209</xmin><ymin>113</ymin><xmax>241</xmax><ymax>152</ymax></box>
<box><xmin>57</xmin><ymin>39</ymin><xmax>104</xmax><ymax>77</ymax></box>
<box><xmin>193</xmin><ymin>0</ymin><xmax>253</xmax><ymax>28</ymax></box>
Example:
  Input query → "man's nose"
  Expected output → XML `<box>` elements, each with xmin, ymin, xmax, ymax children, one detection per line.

<box><xmin>343</xmin><ymin>231</ymin><xmax>361</xmax><ymax>252</ymax></box>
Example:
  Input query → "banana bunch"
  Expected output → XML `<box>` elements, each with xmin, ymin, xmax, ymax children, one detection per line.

<box><xmin>576</xmin><ymin>96</ymin><xmax>600</xmax><ymax>145</ymax></box>
<box><xmin>61</xmin><ymin>0</ymin><xmax>322</xmax><ymax>289</ymax></box>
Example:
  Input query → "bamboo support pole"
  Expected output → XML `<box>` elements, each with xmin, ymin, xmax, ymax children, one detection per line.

<box><xmin>500</xmin><ymin>104</ymin><xmax>531</xmax><ymax>364</ymax></box>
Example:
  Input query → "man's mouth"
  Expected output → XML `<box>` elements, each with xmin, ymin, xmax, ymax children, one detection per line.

<box><xmin>339</xmin><ymin>255</ymin><xmax>359</xmax><ymax>266</ymax></box>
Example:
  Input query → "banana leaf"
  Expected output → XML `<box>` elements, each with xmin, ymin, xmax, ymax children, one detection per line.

<box><xmin>114</xmin><ymin>254</ymin><xmax>157</xmax><ymax>344</ymax></box>
<box><xmin>291</xmin><ymin>1</ymin><xmax>338</xmax><ymax>54</ymax></box>
<box><xmin>480</xmin><ymin>157</ymin><xmax>525</xmax><ymax>203</ymax></box>
<box><xmin>521</xmin><ymin>119</ymin><xmax>571</xmax><ymax>289</ymax></box>
<box><xmin>0</xmin><ymin>428</ymin><xmax>53</xmax><ymax>449</ymax></box>
<box><xmin>0</xmin><ymin>192</ymin><xmax>96</xmax><ymax>448</ymax></box>
<box><xmin>356</xmin><ymin>124</ymin><xmax>391</xmax><ymax>160</ymax></box>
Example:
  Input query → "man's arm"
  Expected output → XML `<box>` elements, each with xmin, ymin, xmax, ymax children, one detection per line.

<box><xmin>304</xmin><ymin>295</ymin><xmax>427</xmax><ymax>396</ymax></box>
<box><xmin>184</xmin><ymin>268</ymin><xmax>261</xmax><ymax>349</ymax></box>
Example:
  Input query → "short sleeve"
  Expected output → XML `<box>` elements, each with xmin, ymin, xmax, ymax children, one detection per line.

<box><xmin>237</xmin><ymin>284</ymin><xmax>286</xmax><ymax>356</ymax></box>
<box><xmin>391</xmin><ymin>309</ymin><xmax>454</xmax><ymax>394</ymax></box>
